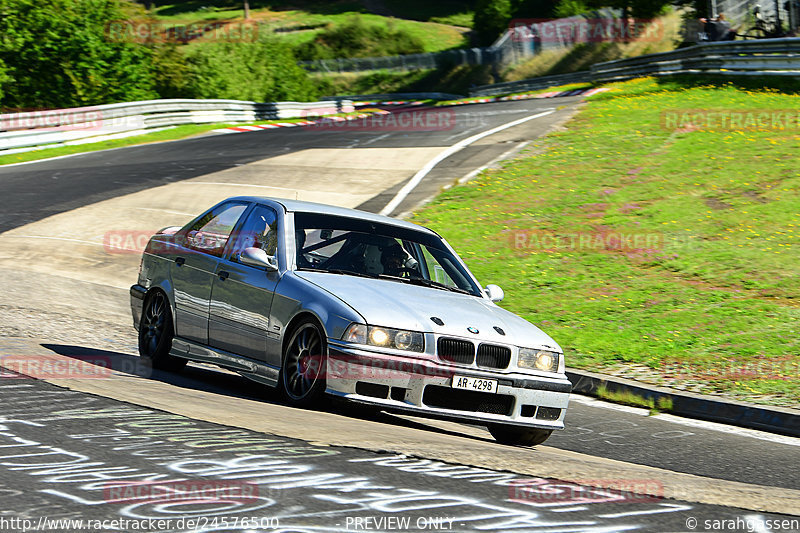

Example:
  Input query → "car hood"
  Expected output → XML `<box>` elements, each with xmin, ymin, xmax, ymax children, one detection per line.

<box><xmin>294</xmin><ymin>271</ymin><xmax>561</xmax><ymax>351</ymax></box>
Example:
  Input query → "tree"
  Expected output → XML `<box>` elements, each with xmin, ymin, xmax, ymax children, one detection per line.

<box><xmin>473</xmin><ymin>0</ymin><xmax>515</xmax><ymax>45</ymax></box>
<box><xmin>186</xmin><ymin>36</ymin><xmax>318</xmax><ymax>102</ymax></box>
<box><xmin>295</xmin><ymin>16</ymin><xmax>426</xmax><ymax>60</ymax></box>
<box><xmin>0</xmin><ymin>0</ymin><xmax>156</xmax><ymax>109</ymax></box>
<box><xmin>0</xmin><ymin>60</ymin><xmax>11</xmax><ymax>103</ymax></box>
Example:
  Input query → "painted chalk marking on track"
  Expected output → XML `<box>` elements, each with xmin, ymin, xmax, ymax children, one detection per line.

<box><xmin>379</xmin><ymin>109</ymin><xmax>556</xmax><ymax>216</ymax></box>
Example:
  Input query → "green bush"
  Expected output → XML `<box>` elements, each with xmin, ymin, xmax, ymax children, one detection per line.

<box><xmin>150</xmin><ymin>43</ymin><xmax>194</xmax><ymax>99</ymax></box>
<box><xmin>0</xmin><ymin>0</ymin><xmax>157</xmax><ymax>109</ymax></box>
<box><xmin>296</xmin><ymin>16</ymin><xmax>426</xmax><ymax>60</ymax></box>
<box><xmin>554</xmin><ymin>0</ymin><xmax>590</xmax><ymax>17</ymax></box>
<box><xmin>0</xmin><ymin>0</ymin><xmax>321</xmax><ymax>108</ymax></box>
<box><xmin>0</xmin><ymin>60</ymin><xmax>11</xmax><ymax>103</ymax></box>
<box><xmin>185</xmin><ymin>37</ymin><xmax>318</xmax><ymax>101</ymax></box>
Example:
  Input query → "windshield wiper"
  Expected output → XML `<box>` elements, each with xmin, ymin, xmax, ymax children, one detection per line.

<box><xmin>300</xmin><ymin>268</ymin><xmax>474</xmax><ymax>295</ymax></box>
<box><xmin>377</xmin><ymin>274</ymin><xmax>472</xmax><ymax>295</ymax></box>
<box><xmin>422</xmin><ymin>279</ymin><xmax>473</xmax><ymax>295</ymax></box>
<box><xmin>375</xmin><ymin>273</ymin><xmax>413</xmax><ymax>284</ymax></box>
<box><xmin>297</xmin><ymin>266</ymin><xmax>375</xmax><ymax>279</ymax></box>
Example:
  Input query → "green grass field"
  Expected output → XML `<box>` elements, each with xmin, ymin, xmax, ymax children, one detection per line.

<box><xmin>150</xmin><ymin>1</ymin><xmax>469</xmax><ymax>53</ymax></box>
<box><xmin>383</xmin><ymin>0</ymin><xmax>474</xmax><ymax>27</ymax></box>
<box><xmin>412</xmin><ymin>77</ymin><xmax>800</xmax><ymax>407</ymax></box>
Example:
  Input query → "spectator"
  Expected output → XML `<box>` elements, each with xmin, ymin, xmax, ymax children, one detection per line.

<box><xmin>699</xmin><ymin>13</ymin><xmax>734</xmax><ymax>41</ymax></box>
<box><xmin>715</xmin><ymin>14</ymin><xmax>735</xmax><ymax>40</ymax></box>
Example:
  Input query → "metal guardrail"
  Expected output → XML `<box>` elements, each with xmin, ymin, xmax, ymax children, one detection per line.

<box><xmin>323</xmin><ymin>92</ymin><xmax>466</xmax><ymax>102</ymax></box>
<box><xmin>470</xmin><ymin>37</ymin><xmax>800</xmax><ymax>95</ymax></box>
<box><xmin>470</xmin><ymin>71</ymin><xmax>593</xmax><ymax>96</ymax></box>
<box><xmin>591</xmin><ymin>37</ymin><xmax>800</xmax><ymax>81</ymax></box>
<box><xmin>0</xmin><ymin>99</ymin><xmax>354</xmax><ymax>153</ymax></box>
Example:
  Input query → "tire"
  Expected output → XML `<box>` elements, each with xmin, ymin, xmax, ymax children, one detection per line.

<box><xmin>138</xmin><ymin>291</ymin><xmax>186</xmax><ymax>372</ymax></box>
<box><xmin>488</xmin><ymin>425</ymin><xmax>553</xmax><ymax>446</ymax></box>
<box><xmin>279</xmin><ymin>318</ymin><xmax>327</xmax><ymax>406</ymax></box>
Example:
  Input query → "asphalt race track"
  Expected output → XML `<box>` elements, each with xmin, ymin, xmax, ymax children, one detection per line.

<box><xmin>0</xmin><ymin>98</ymin><xmax>798</xmax><ymax>532</ymax></box>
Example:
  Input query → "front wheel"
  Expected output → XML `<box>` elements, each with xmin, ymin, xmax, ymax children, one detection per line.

<box><xmin>488</xmin><ymin>425</ymin><xmax>553</xmax><ymax>446</ymax></box>
<box><xmin>138</xmin><ymin>291</ymin><xmax>186</xmax><ymax>372</ymax></box>
<box><xmin>280</xmin><ymin>319</ymin><xmax>327</xmax><ymax>407</ymax></box>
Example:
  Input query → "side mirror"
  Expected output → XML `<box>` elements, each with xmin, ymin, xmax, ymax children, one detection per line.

<box><xmin>240</xmin><ymin>247</ymin><xmax>278</xmax><ymax>271</ymax></box>
<box><xmin>484</xmin><ymin>284</ymin><xmax>504</xmax><ymax>303</ymax></box>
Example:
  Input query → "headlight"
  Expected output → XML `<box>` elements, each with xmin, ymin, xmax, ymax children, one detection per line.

<box><xmin>343</xmin><ymin>324</ymin><xmax>424</xmax><ymax>352</ymax></box>
<box><xmin>518</xmin><ymin>348</ymin><xmax>560</xmax><ymax>372</ymax></box>
<box><xmin>343</xmin><ymin>323</ymin><xmax>367</xmax><ymax>344</ymax></box>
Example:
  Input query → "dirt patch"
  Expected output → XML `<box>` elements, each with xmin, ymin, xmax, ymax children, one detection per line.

<box><xmin>743</xmin><ymin>190</ymin><xmax>769</xmax><ymax>204</ymax></box>
<box><xmin>704</xmin><ymin>197</ymin><xmax>733</xmax><ymax>210</ymax></box>
<box><xmin>619</xmin><ymin>202</ymin><xmax>644</xmax><ymax>213</ymax></box>
<box><xmin>580</xmin><ymin>203</ymin><xmax>608</xmax><ymax>218</ymax></box>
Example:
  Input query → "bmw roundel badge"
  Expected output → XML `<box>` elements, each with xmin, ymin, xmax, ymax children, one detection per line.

<box><xmin>467</xmin><ymin>327</ymin><xmax>479</xmax><ymax>334</ymax></box>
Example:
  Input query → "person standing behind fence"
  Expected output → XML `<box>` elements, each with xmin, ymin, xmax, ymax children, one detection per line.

<box><xmin>715</xmin><ymin>14</ymin><xmax>735</xmax><ymax>40</ymax></box>
<box><xmin>699</xmin><ymin>13</ymin><xmax>735</xmax><ymax>41</ymax></box>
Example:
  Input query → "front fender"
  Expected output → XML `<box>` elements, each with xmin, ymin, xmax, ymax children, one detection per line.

<box><xmin>271</xmin><ymin>272</ymin><xmax>364</xmax><ymax>342</ymax></box>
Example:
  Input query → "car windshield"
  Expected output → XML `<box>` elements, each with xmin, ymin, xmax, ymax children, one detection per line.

<box><xmin>293</xmin><ymin>212</ymin><xmax>482</xmax><ymax>297</ymax></box>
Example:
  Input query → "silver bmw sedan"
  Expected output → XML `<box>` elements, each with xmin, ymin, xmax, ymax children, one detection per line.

<box><xmin>130</xmin><ymin>196</ymin><xmax>571</xmax><ymax>446</ymax></box>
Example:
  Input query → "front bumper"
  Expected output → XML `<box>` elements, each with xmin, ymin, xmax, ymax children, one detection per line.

<box><xmin>326</xmin><ymin>341</ymin><xmax>571</xmax><ymax>429</ymax></box>
<box><xmin>130</xmin><ymin>284</ymin><xmax>146</xmax><ymax>331</ymax></box>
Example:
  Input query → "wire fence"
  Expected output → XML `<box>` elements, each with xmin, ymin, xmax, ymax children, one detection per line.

<box><xmin>684</xmin><ymin>0</ymin><xmax>800</xmax><ymax>42</ymax></box>
<box><xmin>470</xmin><ymin>37</ymin><xmax>800</xmax><ymax>95</ymax></box>
<box><xmin>298</xmin><ymin>9</ymin><xmax>624</xmax><ymax>74</ymax></box>
<box><xmin>299</xmin><ymin>48</ymin><xmax>500</xmax><ymax>73</ymax></box>
<box><xmin>297</xmin><ymin>2</ymin><xmax>799</xmax><ymax>75</ymax></box>
<box><xmin>713</xmin><ymin>0</ymin><xmax>798</xmax><ymax>27</ymax></box>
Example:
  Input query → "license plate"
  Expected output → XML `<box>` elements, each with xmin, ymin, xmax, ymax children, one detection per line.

<box><xmin>452</xmin><ymin>375</ymin><xmax>497</xmax><ymax>393</ymax></box>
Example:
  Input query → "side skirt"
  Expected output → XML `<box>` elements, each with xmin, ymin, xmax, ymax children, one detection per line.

<box><xmin>171</xmin><ymin>337</ymin><xmax>280</xmax><ymax>387</ymax></box>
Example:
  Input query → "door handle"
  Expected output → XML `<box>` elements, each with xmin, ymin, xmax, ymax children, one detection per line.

<box><xmin>218</xmin><ymin>270</ymin><xmax>229</xmax><ymax>281</ymax></box>
<box><xmin>175</xmin><ymin>257</ymin><xmax>185</xmax><ymax>266</ymax></box>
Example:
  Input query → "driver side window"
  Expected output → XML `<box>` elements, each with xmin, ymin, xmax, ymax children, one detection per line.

<box><xmin>184</xmin><ymin>202</ymin><xmax>247</xmax><ymax>257</ymax></box>
<box><xmin>229</xmin><ymin>205</ymin><xmax>279</xmax><ymax>264</ymax></box>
